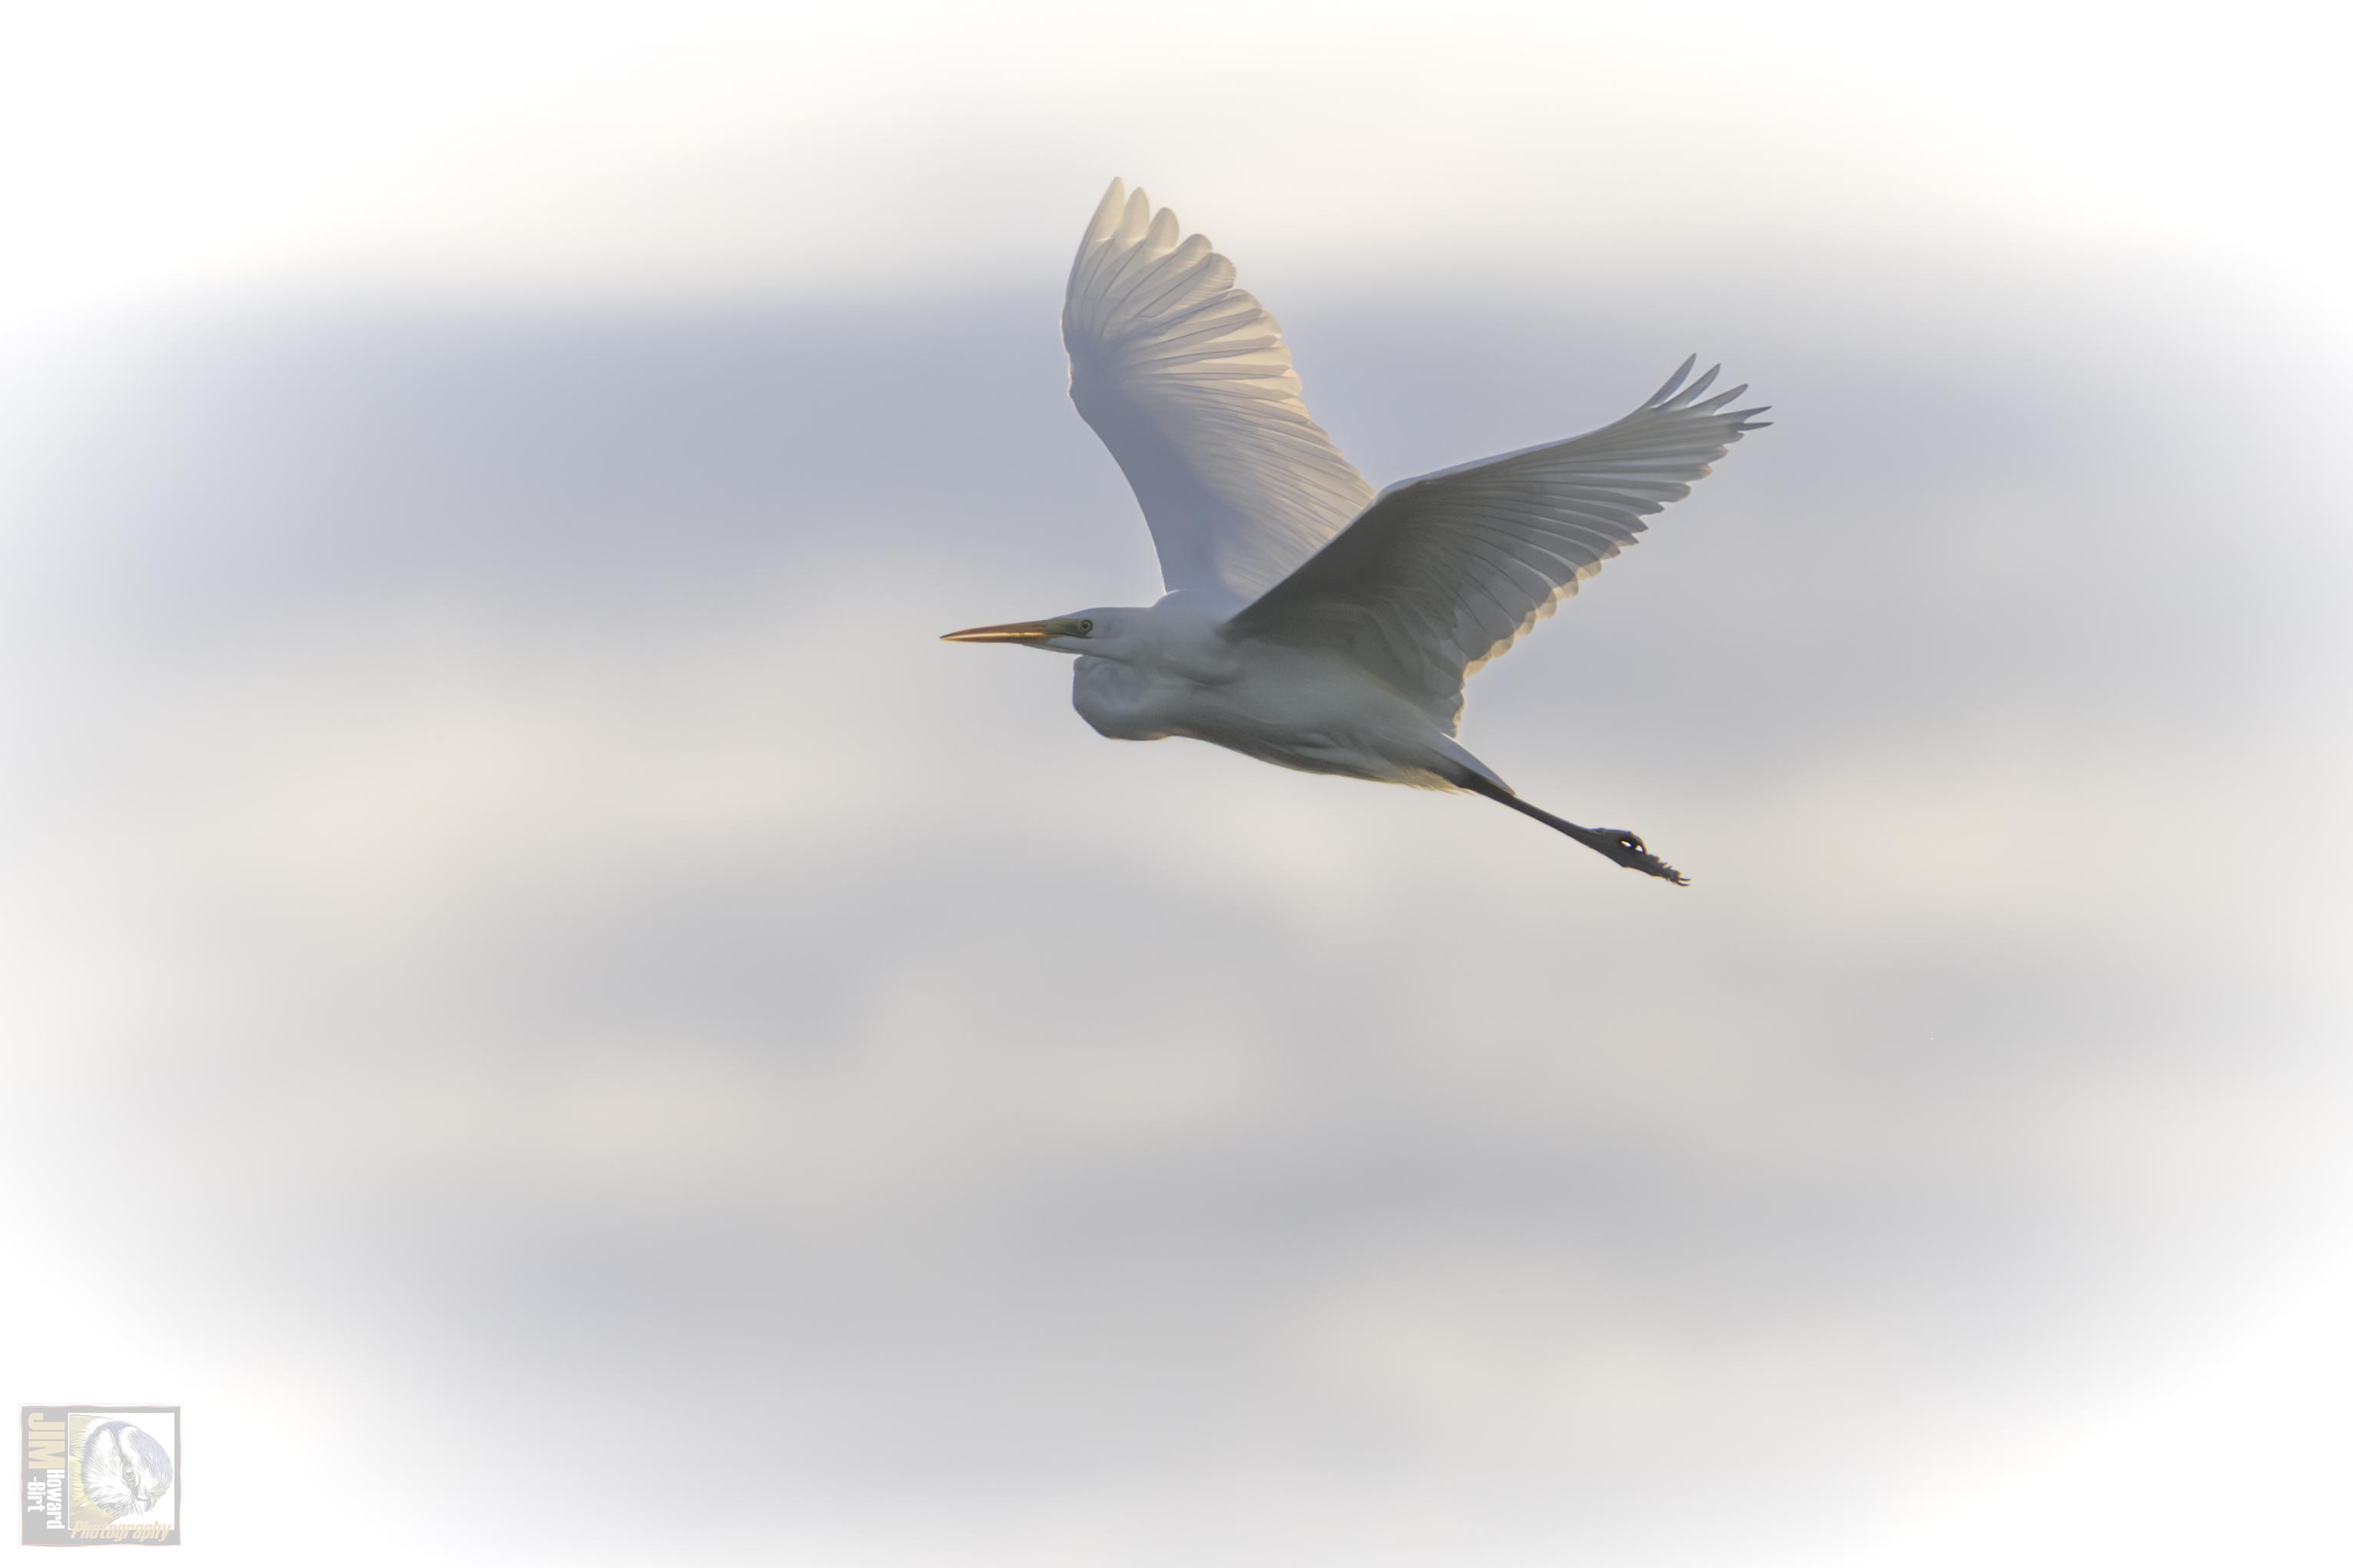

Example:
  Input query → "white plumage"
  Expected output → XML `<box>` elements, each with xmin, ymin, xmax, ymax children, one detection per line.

<box><xmin>1063</xmin><ymin>181</ymin><xmax>1372</xmax><ymax>598</ymax></box>
<box><xmin>947</xmin><ymin>180</ymin><xmax>1770</xmax><ymax>883</ymax></box>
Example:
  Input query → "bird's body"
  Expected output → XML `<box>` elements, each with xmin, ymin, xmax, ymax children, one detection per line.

<box><xmin>947</xmin><ymin>181</ymin><xmax>1769</xmax><ymax>883</ymax></box>
<box><xmin>1067</xmin><ymin>596</ymin><xmax>1482</xmax><ymax>790</ymax></box>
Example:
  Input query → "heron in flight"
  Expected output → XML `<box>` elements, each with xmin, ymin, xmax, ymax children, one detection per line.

<box><xmin>946</xmin><ymin>181</ymin><xmax>1769</xmax><ymax>883</ymax></box>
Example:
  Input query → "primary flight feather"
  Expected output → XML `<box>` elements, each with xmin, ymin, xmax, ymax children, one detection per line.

<box><xmin>946</xmin><ymin>179</ymin><xmax>1770</xmax><ymax>883</ymax></box>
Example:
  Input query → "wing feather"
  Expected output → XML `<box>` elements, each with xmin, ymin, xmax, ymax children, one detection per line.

<box><xmin>1231</xmin><ymin>357</ymin><xmax>1769</xmax><ymax>730</ymax></box>
<box><xmin>1064</xmin><ymin>180</ymin><xmax>1375</xmax><ymax>600</ymax></box>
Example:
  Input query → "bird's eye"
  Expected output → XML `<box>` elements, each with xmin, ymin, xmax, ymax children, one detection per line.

<box><xmin>1077</xmin><ymin>619</ymin><xmax>1094</xmax><ymax>634</ymax></box>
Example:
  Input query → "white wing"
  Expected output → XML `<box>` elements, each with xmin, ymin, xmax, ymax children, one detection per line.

<box><xmin>1064</xmin><ymin>179</ymin><xmax>1374</xmax><ymax>600</ymax></box>
<box><xmin>1231</xmin><ymin>358</ymin><xmax>1769</xmax><ymax>729</ymax></box>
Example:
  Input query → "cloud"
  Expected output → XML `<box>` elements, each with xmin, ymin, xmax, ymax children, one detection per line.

<box><xmin>4</xmin><ymin>11</ymin><xmax>2349</xmax><ymax>1561</ymax></box>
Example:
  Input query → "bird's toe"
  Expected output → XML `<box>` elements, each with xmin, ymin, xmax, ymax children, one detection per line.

<box><xmin>1644</xmin><ymin>857</ymin><xmax>1691</xmax><ymax>887</ymax></box>
<box><xmin>1601</xmin><ymin>829</ymin><xmax>1688</xmax><ymax>885</ymax></box>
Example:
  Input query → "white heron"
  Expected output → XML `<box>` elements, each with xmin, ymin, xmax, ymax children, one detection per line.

<box><xmin>946</xmin><ymin>181</ymin><xmax>1769</xmax><ymax>883</ymax></box>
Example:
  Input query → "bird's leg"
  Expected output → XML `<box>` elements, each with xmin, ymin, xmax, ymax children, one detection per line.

<box><xmin>1453</xmin><ymin>772</ymin><xmax>1690</xmax><ymax>886</ymax></box>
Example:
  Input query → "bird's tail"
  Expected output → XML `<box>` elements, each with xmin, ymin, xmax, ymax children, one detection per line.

<box><xmin>1432</xmin><ymin>736</ymin><xmax>1510</xmax><ymax>794</ymax></box>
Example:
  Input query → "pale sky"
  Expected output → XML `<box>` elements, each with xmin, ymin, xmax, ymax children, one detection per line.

<box><xmin>4</xmin><ymin>4</ymin><xmax>2348</xmax><ymax>1564</ymax></box>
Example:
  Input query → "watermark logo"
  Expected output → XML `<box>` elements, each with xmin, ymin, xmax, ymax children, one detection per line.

<box><xmin>21</xmin><ymin>1408</ymin><xmax>178</xmax><ymax>1546</ymax></box>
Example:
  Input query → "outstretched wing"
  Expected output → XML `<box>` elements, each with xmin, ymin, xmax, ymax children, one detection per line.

<box><xmin>1064</xmin><ymin>179</ymin><xmax>1375</xmax><ymax>600</ymax></box>
<box><xmin>1230</xmin><ymin>358</ymin><xmax>1769</xmax><ymax>730</ymax></box>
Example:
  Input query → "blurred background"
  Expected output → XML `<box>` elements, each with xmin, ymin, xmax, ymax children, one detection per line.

<box><xmin>4</xmin><ymin>2</ymin><xmax>2348</xmax><ymax>1563</ymax></box>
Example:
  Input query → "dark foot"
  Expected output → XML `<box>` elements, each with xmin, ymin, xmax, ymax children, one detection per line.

<box><xmin>1453</xmin><ymin>773</ymin><xmax>1691</xmax><ymax>886</ymax></box>
<box><xmin>1595</xmin><ymin>828</ymin><xmax>1689</xmax><ymax>886</ymax></box>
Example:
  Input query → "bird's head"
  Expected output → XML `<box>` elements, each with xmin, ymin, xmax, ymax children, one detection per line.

<box><xmin>941</xmin><ymin>607</ymin><xmax>1133</xmax><ymax>658</ymax></box>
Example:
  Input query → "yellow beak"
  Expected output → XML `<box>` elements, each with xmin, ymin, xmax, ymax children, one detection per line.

<box><xmin>940</xmin><ymin>618</ymin><xmax>1065</xmax><ymax>645</ymax></box>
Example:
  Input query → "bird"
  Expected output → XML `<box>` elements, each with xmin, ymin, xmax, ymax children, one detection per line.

<box><xmin>77</xmin><ymin>1420</ymin><xmax>173</xmax><ymax>1522</ymax></box>
<box><xmin>944</xmin><ymin>180</ymin><xmax>1768</xmax><ymax>883</ymax></box>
